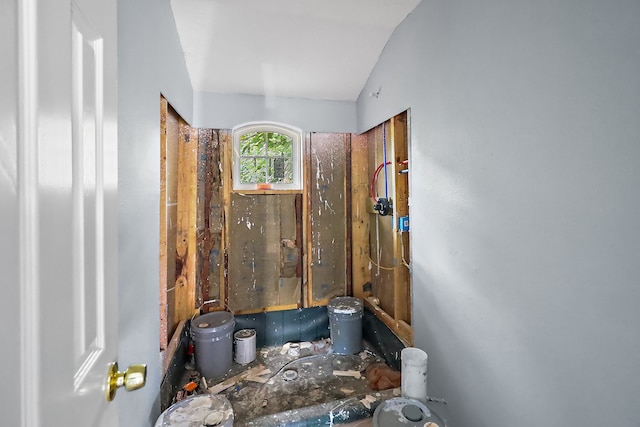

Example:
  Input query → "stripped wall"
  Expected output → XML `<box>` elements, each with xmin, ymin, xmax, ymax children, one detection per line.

<box><xmin>200</xmin><ymin>130</ymin><xmax>352</xmax><ymax>314</ymax></box>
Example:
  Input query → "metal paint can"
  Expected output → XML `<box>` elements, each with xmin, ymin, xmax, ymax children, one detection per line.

<box><xmin>234</xmin><ymin>329</ymin><xmax>256</xmax><ymax>364</ymax></box>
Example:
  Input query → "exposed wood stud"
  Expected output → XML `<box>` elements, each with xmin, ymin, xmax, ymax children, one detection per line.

<box><xmin>295</xmin><ymin>194</ymin><xmax>304</xmax><ymax>280</ymax></box>
<box><xmin>345</xmin><ymin>134</ymin><xmax>353</xmax><ymax>297</ymax></box>
<box><xmin>303</xmin><ymin>132</ymin><xmax>312</xmax><ymax>307</ymax></box>
<box><xmin>364</xmin><ymin>299</ymin><xmax>413</xmax><ymax>346</ymax></box>
<box><xmin>174</xmin><ymin>118</ymin><xmax>197</xmax><ymax>325</ymax></box>
<box><xmin>206</xmin><ymin>130</ymin><xmax>223</xmax><ymax>309</ymax></box>
<box><xmin>159</xmin><ymin>96</ymin><xmax>169</xmax><ymax>350</ymax></box>
<box><xmin>391</xmin><ymin>112</ymin><xmax>410</xmax><ymax>324</ymax></box>
<box><xmin>220</xmin><ymin>130</ymin><xmax>232</xmax><ymax>311</ymax></box>
<box><xmin>350</xmin><ymin>132</ymin><xmax>371</xmax><ymax>301</ymax></box>
<box><xmin>160</xmin><ymin>98</ymin><xmax>183</xmax><ymax>350</ymax></box>
<box><xmin>198</xmin><ymin>128</ymin><xmax>213</xmax><ymax>307</ymax></box>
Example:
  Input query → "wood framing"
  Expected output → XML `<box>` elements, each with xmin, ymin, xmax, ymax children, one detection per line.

<box><xmin>173</xmin><ymin>117</ymin><xmax>197</xmax><ymax>325</ymax></box>
<box><xmin>354</xmin><ymin>111</ymin><xmax>413</xmax><ymax>346</ymax></box>
<box><xmin>159</xmin><ymin>97</ymin><xmax>181</xmax><ymax>349</ymax></box>
<box><xmin>219</xmin><ymin>130</ymin><xmax>232</xmax><ymax>311</ymax></box>
<box><xmin>185</xmin><ymin>119</ymin><xmax>412</xmax><ymax>350</ymax></box>
<box><xmin>159</xmin><ymin>96</ymin><xmax>169</xmax><ymax>350</ymax></box>
<box><xmin>364</xmin><ymin>298</ymin><xmax>413</xmax><ymax>346</ymax></box>
<box><xmin>391</xmin><ymin>112</ymin><xmax>411</xmax><ymax>324</ymax></box>
<box><xmin>232</xmin><ymin>303</ymin><xmax>301</xmax><ymax>316</ymax></box>
<box><xmin>303</xmin><ymin>132</ymin><xmax>312</xmax><ymax>307</ymax></box>
<box><xmin>350</xmin><ymin>132</ymin><xmax>371</xmax><ymax>301</ymax></box>
<box><xmin>209</xmin><ymin>130</ymin><xmax>224</xmax><ymax>309</ymax></box>
<box><xmin>197</xmin><ymin>128</ymin><xmax>212</xmax><ymax>307</ymax></box>
<box><xmin>345</xmin><ymin>135</ymin><xmax>353</xmax><ymax>297</ymax></box>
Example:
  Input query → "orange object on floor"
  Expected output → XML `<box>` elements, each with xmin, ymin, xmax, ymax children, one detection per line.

<box><xmin>182</xmin><ymin>381</ymin><xmax>198</xmax><ymax>392</ymax></box>
<box><xmin>365</xmin><ymin>362</ymin><xmax>401</xmax><ymax>390</ymax></box>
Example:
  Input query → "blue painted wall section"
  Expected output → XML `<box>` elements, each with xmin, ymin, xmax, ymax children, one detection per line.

<box><xmin>234</xmin><ymin>307</ymin><xmax>330</xmax><ymax>348</ymax></box>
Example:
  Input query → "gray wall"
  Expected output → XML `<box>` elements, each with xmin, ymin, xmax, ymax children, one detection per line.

<box><xmin>0</xmin><ymin>1</ymin><xmax>19</xmax><ymax>425</ymax></box>
<box><xmin>118</xmin><ymin>0</ymin><xmax>192</xmax><ymax>425</ymax></box>
<box><xmin>358</xmin><ymin>1</ymin><xmax>640</xmax><ymax>426</ymax></box>
<box><xmin>194</xmin><ymin>90</ymin><xmax>357</xmax><ymax>133</ymax></box>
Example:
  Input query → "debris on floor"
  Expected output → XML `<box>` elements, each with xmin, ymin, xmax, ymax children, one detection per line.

<box><xmin>155</xmin><ymin>394</ymin><xmax>234</xmax><ymax>427</ymax></box>
<box><xmin>333</xmin><ymin>369</ymin><xmax>362</xmax><ymax>379</ymax></box>
<box><xmin>208</xmin><ymin>364</ymin><xmax>267</xmax><ymax>394</ymax></box>
<box><xmin>175</xmin><ymin>338</ymin><xmax>392</xmax><ymax>424</ymax></box>
<box><xmin>172</xmin><ymin>373</ymin><xmax>203</xmax><ymax>404</ymax></box>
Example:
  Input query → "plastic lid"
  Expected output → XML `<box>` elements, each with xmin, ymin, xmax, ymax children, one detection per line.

<box><xmin>328</xmin><ymin>296</ymin><xmax>363</xmax><ymax>314</ymax></box>
<box><xmin>234</xmin><ymin>329</ymin><xmax>256</xmax><ymax>339</ymax></box>
<box><xmin>402</xmin><ymin>404</ymin><xmax>424</xmax><ymax>422</ymax></box>
<box><xmin>191</xmin><ymin>311</ymin><xmax>234</xmax><ymax>337</ymax></box>
<box><xmin>373</xmin><ymin>397</ymin><xmax>445</xmax><ymax>427</ymax></box>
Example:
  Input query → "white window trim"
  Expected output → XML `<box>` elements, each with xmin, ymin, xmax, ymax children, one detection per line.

<box><xmin>232</xmin><ymin>121</ymin><xmax>304</xmax><ymax>191</ymax></box>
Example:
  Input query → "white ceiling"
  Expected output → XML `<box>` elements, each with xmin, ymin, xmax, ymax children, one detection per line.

<box><xmin>170</xmin><ymin>0</ymin><xmax>421</xmax><ymax>102</ymax></box>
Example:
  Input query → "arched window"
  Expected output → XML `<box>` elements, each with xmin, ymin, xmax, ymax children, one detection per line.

<box><xmin>232</xmin><ymin>122</ymin><xmax>303</xmax><ymax>191</ymax></box>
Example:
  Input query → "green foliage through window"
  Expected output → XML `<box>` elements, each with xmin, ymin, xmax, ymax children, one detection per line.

<box><xmin>239</xmin><ymin>132</ymin><xmax>294</xmax><ymax>184</ymax></box>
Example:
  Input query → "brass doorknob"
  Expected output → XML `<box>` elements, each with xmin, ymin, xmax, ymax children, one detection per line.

<box><xmin>105</xmin><ymin>362</ymin><xmax>147</xmax><ymax>402</ymax></box>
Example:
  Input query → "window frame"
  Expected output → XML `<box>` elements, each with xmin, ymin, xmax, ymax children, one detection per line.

<box><xmin>232</xmin><ymin>122</ymin><xmax>304</xmax><ymax>191</ymax></box>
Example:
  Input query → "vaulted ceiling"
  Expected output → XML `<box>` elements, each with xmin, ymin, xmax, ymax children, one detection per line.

<box><xmin>170</xmin><ymin>0</ymin><xmax>421</xmax><ymax>102</ymax></box>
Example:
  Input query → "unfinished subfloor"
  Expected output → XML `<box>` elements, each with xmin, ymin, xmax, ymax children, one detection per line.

<box><xmin>175</xmin><ymin>339</ymin><xmax>401</xmax><ymax>425</ymax></box>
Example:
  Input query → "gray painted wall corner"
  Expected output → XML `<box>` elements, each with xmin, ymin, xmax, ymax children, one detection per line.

<box><xmin>358</xmin><ymin>0</ymin><xmax>640</xmax><ymax>426</ymax></box>
<box><xmin>118</xmin><ymin>0</ymin><xmax>193</xmax><ymax>425</ymax></box>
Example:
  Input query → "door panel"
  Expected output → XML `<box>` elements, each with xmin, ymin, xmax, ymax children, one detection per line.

<box><xmin>13</xmin><ymin>0</ymin><xmax>119</xmax><ymax>425</ymax></box>
<box><xmin>0</xmin><ymin>0</ymin><xmax>20</xmax><ymax>425</ymax></box>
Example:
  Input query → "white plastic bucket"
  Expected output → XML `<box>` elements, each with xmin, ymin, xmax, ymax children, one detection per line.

<box><xmin>401</xmin><ymin>347</ymin><xmax>428</xmax><ymax>403</ymax></box>
<box><xmin>234</xmin><ymin>329</ymin><xmax>256</xmax><ymax>364</ymax></box>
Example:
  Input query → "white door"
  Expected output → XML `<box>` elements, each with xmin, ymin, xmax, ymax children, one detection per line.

<box><xmin>2</xmin><ymin>0</ymin><xmax>129</xmax><ymax>425</ymax></box>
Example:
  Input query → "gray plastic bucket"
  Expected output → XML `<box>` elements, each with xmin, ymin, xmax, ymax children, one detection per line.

<box><xmin>190</xmin><ymin>311</ymin><xmax>235</xmax><ymax>379</ymax></box>
<box><xmin>327</xmin><ymin>296</ymin><xmax>363</xmax><ymax>354</ymax></box>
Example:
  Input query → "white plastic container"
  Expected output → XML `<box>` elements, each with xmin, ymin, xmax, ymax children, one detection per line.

<box><xmin>234</xmin><ymin>329</ymin><xmax>256</xmax><ymax>364</ymax></box>
<box><xmin>401</xmin><ymin>347</ymin><xmax>428</xmax><ymax>403</ymax></box>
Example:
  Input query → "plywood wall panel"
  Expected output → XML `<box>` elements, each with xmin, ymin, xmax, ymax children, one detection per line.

<box><xmin>309</xmin><ymin>133</ymin><xmax>347</xmax><ymax>303</ymax></box>
<box><xmin>227</xmin><ymin>194</ymin><xmax>300</xmax><ymax>313</ymax></box>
